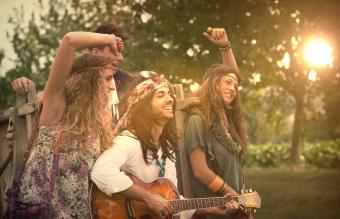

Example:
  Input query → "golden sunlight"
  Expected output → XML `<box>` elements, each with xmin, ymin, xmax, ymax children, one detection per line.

<box><xmin>307</xmin><ymin>69</ymin><xmax>318</xmax><ymax>81</ymax></box>
<box><xmin>304</xmin><ymin>38</ymin><xmax>334</xmax><ymax>67</ymax></box>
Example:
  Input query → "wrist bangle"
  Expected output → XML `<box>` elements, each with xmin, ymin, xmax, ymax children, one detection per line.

<box><xmin>208</xmin><ymin>175</ymin><xmax>224</xmax><ymax>192</ymax></box>
<box><xmin>217</xmin><ymin>181</ymin><xmax>227</xmax><ymax>194</ymax></box>
<box><xmin>219</xmin><ymin>41</ymin><xmax>231</xmax><ymax>51</ymax></box>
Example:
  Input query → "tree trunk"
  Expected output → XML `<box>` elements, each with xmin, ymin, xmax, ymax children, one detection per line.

<box><xmin>291</xmin><ymin>94</ymin><xmax>304</xmax><ymax>170</ymax></box>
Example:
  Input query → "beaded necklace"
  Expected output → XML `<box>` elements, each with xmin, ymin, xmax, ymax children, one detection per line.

<box><xmin>154</xmin><ymin>153</ymin><xmax>167</xmax><ymax>177</ymax></box>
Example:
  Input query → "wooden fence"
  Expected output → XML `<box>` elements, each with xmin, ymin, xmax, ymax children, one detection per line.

<box><xmin>0</xmin><ymin>83</ymin><xmax>38</xmax><ymax>216</ymax></box>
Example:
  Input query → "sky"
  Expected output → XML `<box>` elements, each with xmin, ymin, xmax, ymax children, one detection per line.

<box><xmin>0</xmin><ymin>0</ymin><xmax>38</xmax><ymax>76</ymax></box>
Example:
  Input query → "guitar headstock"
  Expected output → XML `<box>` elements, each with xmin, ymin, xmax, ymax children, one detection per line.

<box><xmin>238</xmin><ymin>189</ymin><xmax>261</xmax><ymax>211</ymax></box>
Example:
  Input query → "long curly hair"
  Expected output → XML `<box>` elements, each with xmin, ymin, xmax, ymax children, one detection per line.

<box><xmin>196</xmin><ymin>64</ymin><xmax>248</xmax><ymax>153</ymax></box>
<box><xmin>62</xmin><ymin>53</ymin><xmax>115</xmax><ymax>152</ymax></box>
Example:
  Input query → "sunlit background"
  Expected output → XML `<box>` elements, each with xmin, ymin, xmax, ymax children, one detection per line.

<box><xmin>0</xmin><ymin>1</ymin><xmax>339</xmax><ymax>218</ymax></box>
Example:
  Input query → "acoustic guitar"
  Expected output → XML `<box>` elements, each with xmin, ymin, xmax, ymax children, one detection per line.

<box><xmin>91</xmin><ymin>175</ymin><xmax>261</xmax><ymax>219</ymax></box>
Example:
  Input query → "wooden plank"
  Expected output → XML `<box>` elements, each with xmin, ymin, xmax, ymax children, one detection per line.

<box><xmin>0</xmin><ymin>83</ymin><xmax>38</xmax><ymax>216</ymax></box>
<box><xmin>0</xmin><ymin>113</ymin><xmax>15</xmax><ymax>216</ymax></box>
<box><xmin>12</xmin><ymin>112</ymin><xmax>29</xmax><ymax>180</ymax></box>
<box><xmin>0</xmin><ymin>107</ymin><xmax>15</xmax><ymax>122</ymax></box>
<box><xmin>16</xmin><ymin>93</ymin><xmax>26</xmax><ymax>108</ymax></box>
<box><xmin>27</xmin><ymin>83</ymin><xmax>37</xmax><ymax>105</ymax></box>
<box><xmin>176</xmin><ymin>97</ymin><xmax>200</xmax><ymax>111</ymax></box>
<box><xmin>174</xmin><ymin>84</ymin><xmax>198</xmax><ymax>198</ymax></box>
<box><xmin>17</xmin><ymin>103</ymin><xmax>36</xmax><ymax>116</ymax></box>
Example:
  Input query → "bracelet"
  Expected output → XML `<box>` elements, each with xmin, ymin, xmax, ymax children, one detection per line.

<box><xmin>208</xmin><ymin>175</ymin><xmax>224</xmax><ymax>192</ymax></box>
<box><xmin>218</xmin><ymin>181</ymin><xmax>227</xmax><ymax>194</ymax></box>
<box><xmin>219</xmin><ymin>41</ymin><xmax>231</xmax><ymax>51</ymax></box>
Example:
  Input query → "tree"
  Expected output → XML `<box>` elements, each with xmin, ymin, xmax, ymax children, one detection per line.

<box><xmin>2</xmin><ymin>0</ymin><xmax>339</xmax><ymax>167</ymax></box>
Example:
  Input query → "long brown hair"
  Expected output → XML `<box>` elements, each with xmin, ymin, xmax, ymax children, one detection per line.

<box><xmin>197</xmin><ymin>64</ymin><xmax>248</xmax><ymax>153</ymax></box>
<box><xmin>125</xmin><ymin>76</ymin><xmax>177</xmax><ymax>164</ymax></box>
<box><xmin>63</xmin><ymin>53</ymin><xmax>115</xmax><ymax>152</ymax></box>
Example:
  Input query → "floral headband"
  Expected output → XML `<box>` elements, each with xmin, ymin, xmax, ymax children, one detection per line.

<box><xmin>115</xmin><ymin>71</ymin><xmax>169</xmax><ymax>132</ymax></box>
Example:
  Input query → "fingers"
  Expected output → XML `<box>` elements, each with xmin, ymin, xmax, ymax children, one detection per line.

<box><xmin>211</xmin><ymin>27</ymin><xmax>226</xmax><ymax>40</ymax></box>
<box><xmin>226</xmin><ymin>200</ymin><xmax>239</xmax><ymax>210</ymax></box>
<box><xmin>162</xmin><ymin>201</ymin><xmax>173</xmax><ymax>216</ymax></box>
<box><xmin>108</xmin><ymin>35</ymin><xmax>119</xmax><ymax>55</ymax></box>
<box><xmin>223</xmin><ymin>200</ymin><xmax>239</xmax><ymax>214</ymax></box>
<box><xmin>148</xmin><ymin>195</ymin><xmax>173</xmax><ymax>218</ymax></box>
<box><xmin>154</xmin><ymin>203</ymin><xmax>172</xmax><ymax>218</ymax></box>
<box><xmin>11</xmin><ymin>77</ymin><xmax>32</xmax><ymax>95</ymax></box>
<box><xmin>116</xmin><ymin>37</ymin><xmax>124</xmax><ymax>52</ymax></box>
<box><xmin>203</xmin><ymin>27</ymin><xmax>228</xmax><ymax>45</ymax></box>
<box><xmin>202</xmin><ymin>31</ymin><xmax>213</xmax><ymax>41</ymax></box>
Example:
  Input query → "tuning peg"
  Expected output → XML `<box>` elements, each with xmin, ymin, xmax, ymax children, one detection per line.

<box><xmin>254</xmin><ymin>209</ymin><xmax>257</xmax><ymax>213</ymax></box>
<box><xmin>249</xmin><ymin>188</ymin><xmax>253</xmax><ymax>192</ymax></box>
<box><xmin>241</xmin><ymin>189</ymin><xmax>244</xmax><ymax>194</ymax></box>
<box><xmin>245</xmin><ymin>189</ymin><xmax>248</xmax><ymax>193</ymax></box>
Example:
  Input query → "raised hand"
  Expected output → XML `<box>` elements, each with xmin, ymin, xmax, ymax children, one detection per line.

<box><xmin>203</xmin><ymin>27</ymin><xmax>229</xmax><ymax>47</ymax></box>
<box><xmin>116</xmin><ymin>37</ymin><xmax>124</xmax><ymax>53</ymax></box>
<box><xmin>107</xmin><ymin>35</ymin><xmax>120</xmax><ymax>55</ymax></box>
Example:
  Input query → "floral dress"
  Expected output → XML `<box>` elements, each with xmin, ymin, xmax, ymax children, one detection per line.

<box><xmin>18</xmin><ymin>125</ymin><xmax>101</xmax><ymax>218</ymax></box>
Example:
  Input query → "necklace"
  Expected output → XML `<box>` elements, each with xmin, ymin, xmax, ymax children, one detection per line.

<box><xmin>212</xmin><ymin>119</ymin><xmax>241</xmax><ymax>155</ymax></box>
<box><xmin>155</xmin><ymin>153</ymin><xmax>167</xmax><ymax>177</ymax></box>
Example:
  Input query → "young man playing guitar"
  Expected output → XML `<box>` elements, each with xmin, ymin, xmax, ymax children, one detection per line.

<box><xmin>91</xmin><ymin>72</ymin><xmax>244</xmax><ymax>218</ymax></box>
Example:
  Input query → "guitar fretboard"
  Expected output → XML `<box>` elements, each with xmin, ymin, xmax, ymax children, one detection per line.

<box><xmin>169</xmin><ymin>196</ymin><xmax>237</xmax><ymax>212</ymax></box>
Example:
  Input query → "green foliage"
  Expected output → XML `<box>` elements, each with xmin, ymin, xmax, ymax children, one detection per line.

<box><xmin>245</xmin><ymin>140</ymin><xmax>340</xmax><ymax>168</ymax></box>
<box><xmin>244</xmin><ymin>85</ymin><xmax>294</xmax><ymax>144</ymax></box>
<box><xmin>303</xmin><ymin>140</ymin><xmax>340</xmax><ymax>168</ymax></box>
<box><xmin>245</xmin><ymin>143</ymin><xmax>291</xmax><ymax>167</ymax></box>
<box><xmin>1</xmin><ymin>0</ymin><xmax>339</xmax><ymax>145</ymax></box>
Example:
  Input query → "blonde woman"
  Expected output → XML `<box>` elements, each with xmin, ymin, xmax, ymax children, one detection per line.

<box><xmin>16</xmin><ymin>32</ymin><xmax>118</xmax><ymax>218</ymax></box>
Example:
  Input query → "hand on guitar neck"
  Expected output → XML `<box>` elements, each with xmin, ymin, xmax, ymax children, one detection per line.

<box><xmin>194</xmin><ymin>196</ymin><xmax>239</xmax><ymax>216</ymax></box>
<box><xmin>220</xmin><ymin>186</ymin><xmax>255</xmax><ymax>218</ymax></box>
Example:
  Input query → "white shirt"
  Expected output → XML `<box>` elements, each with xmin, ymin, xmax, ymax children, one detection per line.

<box><xmin>108</xmin><ymin>80</ymin><xmax>120</xmax><ymax>122</ymax></box>
<box><xmin>91</xmin><ymin>130</ymin><xmax>178</xmax><ymax>194</ymax></box>
<box><xmin>91</xmin><ymin>130</ymin><xmax>194</xmax><ymax>218</ymax></box>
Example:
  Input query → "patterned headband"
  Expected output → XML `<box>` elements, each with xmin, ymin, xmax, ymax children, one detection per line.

<box><xmin>115</xmin><ymin>72</ymin><xmax>169</xmax><ymax>132</ymax></box>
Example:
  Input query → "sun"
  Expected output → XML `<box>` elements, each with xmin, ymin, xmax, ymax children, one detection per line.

<box><xmin>304</xmin><ymin>38</ymin><xmax>334</xmax><ymax>67</ymax></box>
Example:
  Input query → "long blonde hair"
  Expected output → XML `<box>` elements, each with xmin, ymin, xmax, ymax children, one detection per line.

<box><xmin>63</xmin><ymin>53</ymin><xmax>114</xmax><ymax>152</ymax></box>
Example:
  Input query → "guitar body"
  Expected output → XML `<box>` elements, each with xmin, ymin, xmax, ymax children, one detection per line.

<box><xmin>91</xmin><ymin>175</ymin><xmax>180</xmax><ymax>219</ymax></box>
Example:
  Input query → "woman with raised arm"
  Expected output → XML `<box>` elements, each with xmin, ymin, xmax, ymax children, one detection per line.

<box><xmin>15</xmin><ymin>32</ymin><xmax>119</xmax><ymax>218</ymax></box>
<box><xmin>185</xmin><ymin>27</ymin><xmax>252</xmax><ymax>219</ymax></box>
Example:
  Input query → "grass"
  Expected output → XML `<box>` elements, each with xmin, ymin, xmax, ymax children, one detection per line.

<box><xmin>244</xmin><ymin>168</ymin><xmax>340</xmax><ymax>219</ymax></box>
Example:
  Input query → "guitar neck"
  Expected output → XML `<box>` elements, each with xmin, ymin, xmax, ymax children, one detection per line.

<box><xmin>169</xmin><ymin>196</ymin><xmax>238</xmax><ymax>212</ymax></box>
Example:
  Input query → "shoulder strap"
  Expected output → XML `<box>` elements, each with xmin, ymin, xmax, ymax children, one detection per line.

<box><xmin>47</xmin><ymin>126</ymin><xmax>63</xmax><ymax>204</ymax></box>
<box><xmin>14</xmin><ymin>109</ymin><xmax>41</xmax><ymax>184</ymax></box>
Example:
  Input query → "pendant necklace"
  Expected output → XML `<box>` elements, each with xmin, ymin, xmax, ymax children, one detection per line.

<box><xmin>155</xmin><ymin>153</ymin><xmax>167</xmax><ymax>177</ymax></box>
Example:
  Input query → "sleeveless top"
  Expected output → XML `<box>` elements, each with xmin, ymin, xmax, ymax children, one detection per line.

<box><xmin>17</xmin><ymin>125</ymin><xmax>101</xmax><ymax>218</ymax></box>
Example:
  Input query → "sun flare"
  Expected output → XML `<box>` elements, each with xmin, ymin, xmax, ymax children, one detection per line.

<box><xmin>304</xmin><ymin>38</ymin><xmax>333</xmax><ymax>67</ymax></box>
